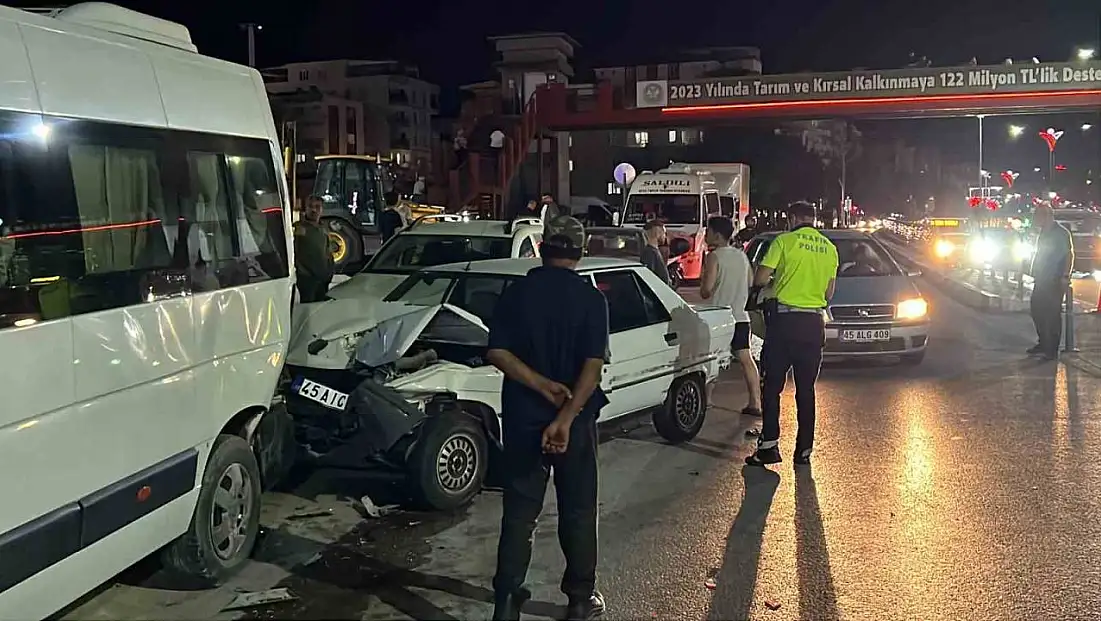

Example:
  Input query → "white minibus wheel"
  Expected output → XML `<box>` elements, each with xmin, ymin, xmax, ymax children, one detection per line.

<box><xmin>162</xmin><ymin>434</ymin><xmax>262</xmax><ymax>585</ymax></box>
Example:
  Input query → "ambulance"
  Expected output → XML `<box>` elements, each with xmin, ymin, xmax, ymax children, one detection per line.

<box><xmin>621</xmin><ymin>163</ymin><xmax>749</xmax><ymax>281</ymax></box>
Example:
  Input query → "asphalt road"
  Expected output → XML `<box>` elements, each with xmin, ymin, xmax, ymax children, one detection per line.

<box><xmin>60</xmin><ymin>280</ymin><xmax>1101</xmax><ymax>621</ymax></box>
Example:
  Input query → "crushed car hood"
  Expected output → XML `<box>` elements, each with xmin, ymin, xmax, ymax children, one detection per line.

<box><xmin>287</xmin><ymin>298</ymin><xmax>425</xmax><ymax>369</ymax></box>
<box><xmin>325</xmin><ymin>272</ymin><xmax>409</xmax><ymax>301</ymax></box>
<box><xmin>355</xmin><ymin>303</ymin><xmax>488</xmax><ymax>368</ymax></box>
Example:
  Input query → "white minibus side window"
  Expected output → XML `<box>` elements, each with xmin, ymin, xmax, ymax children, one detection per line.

<box><xmin>0</xmin><ymin>111</ymin><xmax>290</xmax><ymax>330</ymax></box>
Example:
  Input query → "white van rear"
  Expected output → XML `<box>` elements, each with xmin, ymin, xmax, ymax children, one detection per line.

<box><xmin>0</xmin><ymin>4</ymin><xmax>293</xmax><ymax>618</ymax></box>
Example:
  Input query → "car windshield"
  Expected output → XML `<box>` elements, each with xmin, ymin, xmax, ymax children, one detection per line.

<box><xmin>623</xmin><ymin>194</ymin><xmax>700</xmax><ymax>225</ymax></box>
<box><xmin>1054</xmin><ymin>212</ymin><xmax>1101</xmax><ymax>234</ymax></box>
<box><xmin>367</xmin><ymin>234</ymin><xmax>512</xmax><ymax>273</ymax></box>
<box><xmin>385</xmin><ymin>272</ymin><xmax>518</xmax><ymax>325</ymax></box>
<box><xmin>586</xmin><ymin>230</ymin><xmax>644</xmax><ymax>259</ymax></box>
<box><xmin>834</xmin><ymin>239</ymin><xmax>899</xmax><ymax>277</ymax></box>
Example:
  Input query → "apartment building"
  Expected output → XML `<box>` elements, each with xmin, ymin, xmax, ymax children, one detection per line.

<box><xmin>263</xmin><ymin>59</ymin><xmax>440</xmax><ymax>173</ymax></box>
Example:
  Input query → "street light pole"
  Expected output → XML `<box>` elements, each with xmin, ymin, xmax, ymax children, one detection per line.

<box><xmin>239</xmin><ymin>23</ymin><xmax>261</xmax><ymax>67</ymax></box>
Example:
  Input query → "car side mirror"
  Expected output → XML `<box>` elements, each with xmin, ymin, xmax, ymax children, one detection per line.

<box><xmin>669</xmin><ymin>237</ymin><xmax>691</xmax><ymax>257</ymax></box>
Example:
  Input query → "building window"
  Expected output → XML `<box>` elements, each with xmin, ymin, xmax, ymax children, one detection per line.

<box><xmin>645</xmin><ymin>65</ymin><xmax>658</xmax><ymax>80</ymax></box>
<box><xmin>328</xmin><ymin>106</ymin><xmax>340</xmax><ymax>154</ymax></box>
<box><xmin>346</xmin><ymin>107</ymin><xmax>357</xmax><ymax>150</ymax></box>
<box><xmin>568</xmin><ymin>135</ymin><xmax>573</xmax><ymax>148</ymax></box>
<box><xmin>0</xmin><ymin>110</ymin><xmax>289</xmax><ymax>330</ymax></box>
<box><xmin>606</xmin><ymin>182</ymin><xmax>622</xmax><ymax>195</ymax></box>
<box><xmin>632</xmin><ymin>131</ymin><xmax>649</xmax><ymax>147</ymax></box>
<box><xmin>669</xmin><ymin>64</ymin><xmax>680</xmax><ymax>80</ymax></box>
<box><xmin>668</xmin><ymin>130</ymin><xmax>679</xmax><ymax>143</ymax></box>
<box><xmin>298</xmin><ymin>70</ymin><xmax>309</xmax><ymax>80</ymax></box>
<box><xmin>569</xmin><ymin>160</ymin><xmax>574</xmax><ymax>172</ymax></box>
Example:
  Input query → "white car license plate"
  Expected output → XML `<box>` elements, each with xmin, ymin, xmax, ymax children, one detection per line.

<box><xmin>839</xmin><ymin>329</ymin><xmax>891</xmax><ymax>343</ymax></box>
<box><xmin>296</xmin><ymin>378</ymin><xmax>349</xmax><ymax>411</ymax></box>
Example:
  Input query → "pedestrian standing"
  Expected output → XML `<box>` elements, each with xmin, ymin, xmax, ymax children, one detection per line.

<box><xmin>378</xmin><ymin>202</ymin><xmax>404</xmax><ymax>244</ymax></box>
<box><xmin>640</xmin><ymin>220</ymin><xmax>671</xmax><ymax>286</ymax></box>
<box><xmin>746</xmin><ymin>201</ymin><xmax>838</xmax><ymax>467</ymax></box>
<box><xmin>1028</xmin><ymin>202</ymin><xmax>1074</xmax><ymax>360</ymax></box>
<box><xmin>700</xmin><ymin>216</ymin><xmax>761</xmax><ymax>417</ymax></box>
<box><xmin>486</xmin><ymin>216</ymin><xmax>609</xmax><ymax>621</ymax></box>
<box><xmin>293</xmin><ymin>196</ymin><xmax>335</xmax><ymax>303</ymax></box>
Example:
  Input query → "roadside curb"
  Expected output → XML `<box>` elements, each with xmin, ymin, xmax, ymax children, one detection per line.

<box><xmin>877</xmin><ymin>235</ymin><xmax>1029</xmax><ymax>314</ymax></box>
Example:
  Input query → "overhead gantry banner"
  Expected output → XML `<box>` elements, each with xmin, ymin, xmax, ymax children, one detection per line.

<box><xmin>636</xmin><ymin>61</ymin><xmax>1101</xmax><ymax>109</ymax></box>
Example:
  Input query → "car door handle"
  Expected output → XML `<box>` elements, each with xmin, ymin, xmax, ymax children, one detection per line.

<box><xmin>665</xmin><ymin>332</ymin><xmax>679</xmax><ymax>345</ymax></box>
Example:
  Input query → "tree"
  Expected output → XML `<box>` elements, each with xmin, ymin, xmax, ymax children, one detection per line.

<box><xmin>789</xmin><ymin>120</ymin><xmax>863</xmax><ymax>225</ymax></box>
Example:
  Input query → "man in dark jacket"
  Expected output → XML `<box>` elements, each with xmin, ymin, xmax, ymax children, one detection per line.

<box><xmin>294</xmin><ymin>196</ymin><xmax>334</xmax><ymax>303</ymax></box>
<box><xmin>1029</xmin><ymin>203</ymin><xmax>1074</xmax><ymax>360</ymax></box>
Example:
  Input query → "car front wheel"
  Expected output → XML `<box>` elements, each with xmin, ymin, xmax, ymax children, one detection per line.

<box><xmin>409</xmin><ymin>413</ymin><xmax>488</xmax><ymax>510</ymax></box>
<box><xmin>652</xmin><ymin>374</ymin><xmax>707</xmax><ymax>444</ymax></box>
<box><xmin>162</xmin><ymin>434</ymin><xmax>262</xmax><ymax>586</ymax></box>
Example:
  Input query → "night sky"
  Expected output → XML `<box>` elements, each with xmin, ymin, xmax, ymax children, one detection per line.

<box><xmin>23</xmin><ymin>0</ymin><xmax>1099</xmax><ymax>85</ymax></box>
<box><xmin>14</xmin><ymin>0</ymin><xmax>1101</xmax><ymax>206</ymax></box>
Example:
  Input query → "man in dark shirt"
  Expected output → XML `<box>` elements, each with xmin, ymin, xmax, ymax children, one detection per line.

<box><xmin>640</xmin><ymin>219</ymin><xmax>671</xmax><ymax>286</ymax></box>
<box><xmin>487</xmin><ymin>216</ymin><xmax>609</xmax><ymax>621</ymax></box>
<box><xmin>734</xmin><ymin>214</ymin><xmax>760</xmax><ymax>246</ymax></box>
<box><xmin>1029</xmin><ymin>203</ymin><xmax>1074</xmax><ymax>360</ymax></box>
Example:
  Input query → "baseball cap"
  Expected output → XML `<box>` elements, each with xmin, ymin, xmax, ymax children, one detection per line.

<box><xmin>542</xmin><ymin>215</ymin><xmax>585</xmax><ymax>260</ymax></box>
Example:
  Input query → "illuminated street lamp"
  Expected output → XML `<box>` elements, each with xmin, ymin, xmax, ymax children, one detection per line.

<box><xmin>1008</xmin><ymin>124</ymin><xmax>1025</xmax><ymax>138</ymax></box>
<box><xmin>1078</xmin><ymin>48</ymin><xmax>1096</xmax><ymax>61</ymax></box>
<box><xmin>1083</xmin><ymin>123</ymin><xmax>1094</xmax><ymax>131</ymax></box>
<box><xmin>1039</xmin><ymin>127</ymin><xmax>1064</xmax><ymax>183</ymax></box>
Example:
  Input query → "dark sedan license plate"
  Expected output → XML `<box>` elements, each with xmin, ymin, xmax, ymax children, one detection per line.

<box><xmin>839</xmin><ymin>329</ymin><xmax>890</xmax><ymax>343</ymax></box>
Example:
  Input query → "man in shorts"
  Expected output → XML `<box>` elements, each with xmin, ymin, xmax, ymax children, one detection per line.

<box><xmin>700</xmin><ymin>216</ymin><xmax>762</xmax><ymax>416</ymax></box>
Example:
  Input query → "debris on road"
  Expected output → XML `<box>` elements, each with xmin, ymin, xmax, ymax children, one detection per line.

<box><xmin>361</xmin><ymin>494</ymin><xmax>400</xmax><ymax>518</ymax></box>
<box><xmin>704</xmin><ymin>578</ymin><xmax>717</xmax><ymax>590</ymax></box>
<box><xmin>222</xmin><ymin>588</ymin><xmax>297</xmax><ymax>611</ymax></box>
<box><xmin>286</xmin><ymin>509</ymin><xmax>333</xmax><ymax>521</ymax></box>
<box><xmin>764</xmin><ymin>599</ymin><xmax>782</xmax><ymax>611</ymax></box>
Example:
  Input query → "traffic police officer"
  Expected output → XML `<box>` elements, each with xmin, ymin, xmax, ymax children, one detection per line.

<box><xmin>486</xmin><ymin>215</ymin><xmax>609</xmax><ymax>621</ymax></box>
<box><xmin>746</xmin><ymin>201</ymin><xmax>838</xmax><ymax>467</ymax></box>
<box><xmin>294</xmin><ymin>196</ymin><xmax>335</xmax><ymax>303</ymax></box>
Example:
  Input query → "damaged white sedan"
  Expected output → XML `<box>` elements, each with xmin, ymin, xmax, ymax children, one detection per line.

<box><xmin>281</xmin><ymin>258</ymin><xmax>735</xmax><ymax>510</ymax></box>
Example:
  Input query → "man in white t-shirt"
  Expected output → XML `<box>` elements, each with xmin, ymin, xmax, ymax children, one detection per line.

<box><xmin>700</xmin><ymin>215</ymin><xmax>761</xmax><ymax>417</ymax></box>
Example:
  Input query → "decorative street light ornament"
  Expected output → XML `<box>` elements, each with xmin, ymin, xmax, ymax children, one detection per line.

<box><xmin>1039</xmin><ymin>127</ymin><xmax>1064</xmax><ymax>152</ymax></box>
<box><xmin>968</xmin><ymin>196</ymin><xmax>984</xmax><ymax>208</ymax></box>
<box><xmin>985</xmin><ymin>198</ymin><xmax>1000</xmax><ymax>211</ymax></box>
<box><xmin>613</xmin><ymin>162</ymin><xmax>637</xmax><ymax>186</ymax></box>
<box><xmin>1000</xmin><ymin>170</ymin><xmax>1019</xmax><ymax>187</ymax></box>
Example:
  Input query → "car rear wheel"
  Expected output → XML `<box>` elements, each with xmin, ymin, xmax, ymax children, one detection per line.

<box><xmin>653</xmin><ymin>374</ymin><xmax>707</xmax><ymax>444</ymax></box>
<box><xmin>409</xmin><ymin>413</ymin><xmax>488</xmax><ymax>510</ymax></box>
<box><xmin>162</xmin><ymin>434</ymin><xmax>262</xmax><ymax>586</ymax></box>
<box><xmin>324</xmin><ymin>218</ymin><xmax>362</xmax><ymax>273</ymax></box>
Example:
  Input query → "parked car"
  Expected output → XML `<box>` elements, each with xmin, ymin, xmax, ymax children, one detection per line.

<box><xmin>282</xmin><ymin>257</ymin><xmax>735</xmax><ymax>510</ymax></box>
<box><xmin>745</xmin><ymin>230</ymin><xmax>929</xmax><ymax>364</ymax></box>
<box><xmin>324</xmin><ymin>215</ymin><xmax>545</xmax><ymax>301</ymax></box>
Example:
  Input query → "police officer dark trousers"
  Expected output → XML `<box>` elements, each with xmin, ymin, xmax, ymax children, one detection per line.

<box><xmin>485</xmin><ymin>217</ymin><xmax>610</xmax><ymax>621</ymax></box>
<box><xmin>746</xmin><ymin>202</ymin><xmax>838</xmax><ymax>467</ymax></box>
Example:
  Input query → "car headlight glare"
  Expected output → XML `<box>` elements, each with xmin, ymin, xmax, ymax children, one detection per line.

<box><xmin>896</xmin><ymin>297</ymin><xmax>928</xmax><ymax>320</ymax></box>
<box><xmin>934</xmin><ymin>239</ymin><xmax>955</xmax><ymax>258</ymax></box>
<box><xmin>969</xmin><ymin>239</ymin><xmax>997</xmax><ymax>264</ymax></box>
<box><xmin>1013</xmin><ymin>241</ymin><xmax>1035</xmax><ymax>262</ymax></box>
